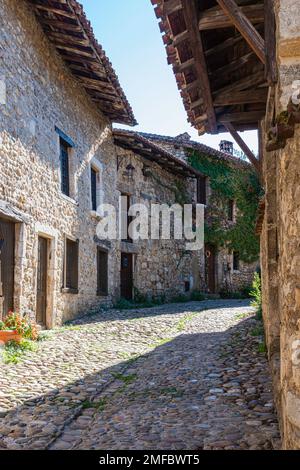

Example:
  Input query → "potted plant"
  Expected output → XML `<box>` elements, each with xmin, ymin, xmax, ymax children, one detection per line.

<box><xmin>0</xmin><ymin>312</ymin><xmax>38</xmax><ymax>344</ymax></box>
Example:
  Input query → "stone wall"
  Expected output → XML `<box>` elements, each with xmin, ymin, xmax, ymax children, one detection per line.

<box><xmin>116</xmin><ymin>148</ymin><xmax>204</xmax><ymax>299</ymax></box>
<box><xmin>0</xmin><ymin>0</ymin><xmax>120</xmax><ymax>326</ymax></box>
<box><xmin>260</xmin><ymin>0</ymin><xmax>300</xmax><ymax>449</ymax></box>
<box><xmin>146</xmin><ymin>137</ymin><xmax>259</xmax><ymax>294</ymax></box>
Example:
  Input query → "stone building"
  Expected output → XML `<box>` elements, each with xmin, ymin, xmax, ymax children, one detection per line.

<box><xmin>132</xmin><ymin>131</ymin><xmax>260</xmax><ymax>295</ymax></box>
<box><xmin>152</xmin><ymin>0</ymin><xmax>300</xmax><ymax>449</ymax></box>
<box><xmin>113</xmin><ymin>130</ymin><xmax>203</xmax><ymax>302</ymax></box>
<box><xmin>0</xmin><ymin>0</ymin><xmax>204</xmax><ymax>327</ymax></box>
<box><xmin>0</xmin><ymin>0</ymin><xmax>137</xmax><ymax>327</ymax></box>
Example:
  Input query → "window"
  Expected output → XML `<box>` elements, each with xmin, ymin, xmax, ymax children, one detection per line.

<box><xmin>233</xmin><ymin>251</ymin><xmax>240</xmax><ymax>271</ymax></box>
<box><xmin>185</xmin><ymin>281</ymin><xmax>190</xmax><ymax>292</ymax></box>
<box><xmin>121</xmin><ymin>193</ymin><xmax>133</xmax><ymax>243</ymax></box>
<box><xmin>90</xmin><ymin>159</ymin><xmax>103</xmax><ymax>214</ymax></box>
<box><xmin>197</xmin><ymin>177</ymin><xmax>206</xmax><ymax>205</ymax></box>
<box><xmin>97</xmin><ymin>248</ymin><xmax>108</xmax><ymax>296</ymax></box>
<box><xmin>91</xmin><ymin>167</ymin><xmax>98</xmax><ymax>211</ymax></box>
<box><xmin>60</xmin><ymin>138</ymin><xmax>71</xmax><ymax>196</ymax></box>
<box><xmin>228</xmin><ymin>200</ymin><xmax>234</xmax><ymax>221</ymax></box>
<box><xmin>64</xmin><ymin>238</ymin><xmax>79</xmax><ymax>293</ymax></box>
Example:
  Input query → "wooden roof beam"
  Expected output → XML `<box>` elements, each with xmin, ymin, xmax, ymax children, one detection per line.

<box><xmin>210</xmin><ymin>51</ymin><xmax>255</xmax><ymax>78</ymax></box>
<box><xmin>224</xmin><ymin>121</ymin><xmax>260</xmax><ymax>172</ymax></box>
<box><xmin>173</xmin><ymin>30</ymin><xmax>189</xmax><ymax>47</ymax></box>
<box><xmin>182</xmin><ymin>0</ymin><xmax>217</xmax><ymax>133</ymax></box>
<box><xmin>214</xmin><ymin>88</ymin><xmax>267</xmax><ymax>106</ymax></box>
<box><xmin>216</xmin><ymin>0</ymin><xmax>266</xmax><ymax>64</ymax></box>
<box><xmin>213</xmin><ymin>71</ymin><xmax>266</xmax><ymax>96</ymax></box>
<box><xmin>34</xmin><ymin>3</ymin><xmax>75</xmax><ymax>19</ymax></box>
<box><xmin>219</xmin><ymin>111</ymin><xmax>265</xmax><ymax>123</ymax></box>
<box><xmin>174</xmin><ymin>57</ymin><xmax>195</xmax><ymax>73</ymax></box>
<box><xmin>198</xmin><ymin>4</ymin><xmax>264</xmax><ymax>30</ymax></box>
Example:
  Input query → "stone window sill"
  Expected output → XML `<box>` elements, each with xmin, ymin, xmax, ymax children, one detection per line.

<box><xmin>90</xmin><ymin>210</ymin><xmax>103</xmax><ymax>220</ymax></box>
<box><xmin>60</xmin><ymin>192</ymin><xmax>79</xmax><ymax>206</ymax></box>
<box><xmin>61</xmin><ymin>287</ymin><xmax>79</xmax><ymax>295</ymax></box>
<box><xmin>97</xmin><ymin>291</ymin><xmax>109</xmax><ymax>297</ymax></box>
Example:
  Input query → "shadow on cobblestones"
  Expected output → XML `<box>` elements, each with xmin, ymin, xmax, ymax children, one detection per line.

<box><xmin>0</xmin><ymin>301</ymin><xmax>280</xmax><ymax>450</ymax></box>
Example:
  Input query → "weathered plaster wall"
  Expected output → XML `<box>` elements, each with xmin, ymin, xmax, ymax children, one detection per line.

<box><xmin>0</xmin><ymin>0</ymin><xmax>120</xmax><ymax>325</ymax></box>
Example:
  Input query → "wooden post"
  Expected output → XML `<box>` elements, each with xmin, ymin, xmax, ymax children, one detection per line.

<box><xmin>264</xmin><ymin>0</ymin><xmax>277</xmax><ymax>84</ymax></box>
<box><xmin>223</xmin><ymin>121</ymin><xmax>260</xmax><ymax>172</ymax></box>
<box><xmin>216</xmin><ymin>0</ymin><xmax>266</xmax><ymax>64</ymax></box>
<box><xmin>181</xmin><ymin>0</ymin><xmax>217</xmax><ymax>133</ymax></box>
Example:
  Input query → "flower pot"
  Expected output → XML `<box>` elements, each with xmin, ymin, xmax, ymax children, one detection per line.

<box><xmin>276</xmin><ymin>122</ymin><xmax>294</xmax><ymax>139</ymax></box>
<box><xmin>266</xmin><ymin>137</ymin><xmax>286</xmax><ymax>152</ymax></box>
<box><xmin>0</xmin><ymin>330</ymin><xmax>22</xmax><ymax>344</ymax></box>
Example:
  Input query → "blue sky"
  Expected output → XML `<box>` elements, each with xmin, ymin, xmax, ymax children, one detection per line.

<box><xmin>80</xmin><ymin>0</ymin><xmax>258</xmax><ymax>154</ymax></box>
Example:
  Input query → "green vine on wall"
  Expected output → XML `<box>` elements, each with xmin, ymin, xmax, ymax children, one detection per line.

<box><xmin>187</xmin><ymin>150</ymin><xmax>262</xmax><ymax>263</ymax></box>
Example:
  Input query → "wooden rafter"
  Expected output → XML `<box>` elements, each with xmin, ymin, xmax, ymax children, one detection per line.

<box><xmin>219</xmin><ymin>111</ymin><xmax>265</xmax><ymax>123</ymax></box>
<box><xmin>216</xmin><ymin>0</ymin><xmax>266</xmax><ymax>64</ymax></box>
<box><xmin>214</xmin><ymin>88</ymin><xmax>267</xmax><ymax>106</ymax></box>
<box><xmin>181</xmin><ymin>0</ymin><xmax>217</xmax><ymax>133</ymax></box>
<box><xmin>29</xmin><ymin>0</ymin><xmax>136</xmax><ymax>126</ymax></box>
<box><xmin>224</xmin><ymin>122</ymin><xmax>260</xmax><ymax>172</ymax></box>
<box><xmin>199</xmin><ymin>4</ymin><xmax>264</xmax><ymax>30</ymax></box>
<box><xmin>264</xmin><ymin>0</ymin><xmax>277</xmax><ymax>84</ymax></box>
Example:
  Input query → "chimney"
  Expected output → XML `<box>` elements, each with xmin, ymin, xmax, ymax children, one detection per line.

<box><xmin>175</xmin><ymin>132</ymin><xmax>191</xmax><ymax>142</ymax></box>
<box><xmin>220</xmin><ymin>140</ymin><xmax>233</xmax><ymax>154</ymax></box>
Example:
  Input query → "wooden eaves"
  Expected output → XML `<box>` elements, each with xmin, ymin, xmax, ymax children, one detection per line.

<box><xmin>113</xmin><ymin>130</ymin><xmax>205</xmax><ymax>179</ymax></box>
<box><xmin>28</xmin><ymin>0</ymin><xmax>137</xmax><ymax>126</ymax></box>
<box><xmin>151</xmin><ymin>0</ymin><xmax>277</xmax><ymax>171</ymax></box>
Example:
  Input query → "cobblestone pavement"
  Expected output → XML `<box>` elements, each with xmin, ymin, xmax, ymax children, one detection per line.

<box><xmin>0</xmin><ymin>300</ymin><xmax>281</xmax><ymax>450</ymax></box>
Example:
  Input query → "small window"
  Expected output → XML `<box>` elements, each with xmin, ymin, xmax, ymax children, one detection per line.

<box><xmin>121</xmin><ymin>193</ymin><xmax>133</xmax><ymax>243</ymax></box>
<box><xmin>91</xmin><ymin>167</ymin><xmax>98</xmax><ymax>211</ymax></box>
<box><xmin>233</xmin><ymin>251</ymin><xmax>240</xmax><ymax>271</ymax></box>
<box><xmin>197</xmin><ymin>177</ymin><xmax>206</xmax><ymax>205</ymax></box>
<box><xmin>228</xmin><ymin>200</ymin><xmax>234</xmax><ymax>221</ymax></box>
<box><xmin>60</xmin><ymin>138</ymin><xmax>71</xmax><ymax>196</ymax></box>
<box><xmin>64</xmin><ymin>238</ymin><xmax>79</xmax><ymax>293</ymax></box>
<box><xmin>97</xmin><ymin>248</ymin><xmax>108</xmax><ymax>296</ymax></box>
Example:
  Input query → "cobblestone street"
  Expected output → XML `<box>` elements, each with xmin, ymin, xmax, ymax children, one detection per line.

<box><xmin>0</xmin><ymin>300</ymin><xmax>280</xmax><ymax>450</ymax></box>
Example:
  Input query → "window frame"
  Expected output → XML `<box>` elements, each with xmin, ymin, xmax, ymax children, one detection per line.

<box><xmin>233</xmin><ymin>251</ymin><xmax>240</xmax><ymax>271</ymax></box>
<box><xmin>227</xmin><ymin>199</ymin><xmax>235</xmax><ymax>222</ymax></box>
<box><xmin>59</xmin><ymin>137</ymin><xmax>71</xmax><ymax>197</ymax></box>
<box><xmin>63</xmin><ymin>237</ymin><xmax>79</xmax><ymax>294</ymax></box>
<box><xmin>197</xmin><ymin>176</ymin><xmax>207</xmax><ymax>205</ymax></box>
<box><xmin>89</xmin><ymin>158</ymin><xmax>104</xmax><ymax>215</ymax></box>
<box><xmin>97</xmin><ymin>247</ymin><xmax>108</xmax><ymax>296</ymax></box>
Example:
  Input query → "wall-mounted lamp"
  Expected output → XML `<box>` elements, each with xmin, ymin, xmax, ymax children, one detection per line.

<box><xmin>123</xmin><ymin>163</ymin><xmax>135</xmax><ymax>180</ymax></box>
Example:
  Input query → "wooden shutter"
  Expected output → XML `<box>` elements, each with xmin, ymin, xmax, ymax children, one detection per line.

<box><xmin>65</xmin><ymin>238</ymin><xmax>79</xmax><ymax>292</ymax></box>
<box><xmin>60</xmin><ymin>138</ymin><xmax>70</xmax><ymax>196</ymax></box>
<box><xmin>197</xmin><ymin>177</ymin><xmax>206</xmax><ymax>204</ymax></box>
<box><xmin>91</xmin><ymin>167</ymin><xmax>97</xmax><ymax>211</ymax></box>
<box><xmin>97</xmin><ymin>248</ymin><xmax>108</xmax><ymax>296</ymax></box>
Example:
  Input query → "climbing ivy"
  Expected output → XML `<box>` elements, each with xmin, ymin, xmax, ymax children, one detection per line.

<box><xmin>187</xmin><ymin>150</ymin><xmax>262</xmax><ymax>263</ymax></box>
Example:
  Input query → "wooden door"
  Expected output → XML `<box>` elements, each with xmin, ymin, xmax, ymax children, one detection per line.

<box><xmin>205</xmin><ymin>244</ymin><xmax>216</xmax><ymax>293</ymax></box>
<box><xmin>121</xmin><ymin>253</ymin><xmax>133</xmax><ymax>300</ymax></box>
<box><xmin>0</xmin><ymin>218</ymin><xmax>15</xmax><ymax>319</ymax></box>
<box><xmin>36</xmin><ymin>236</ymin><xmax>48</xmax><ymax>326</ymax></box>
